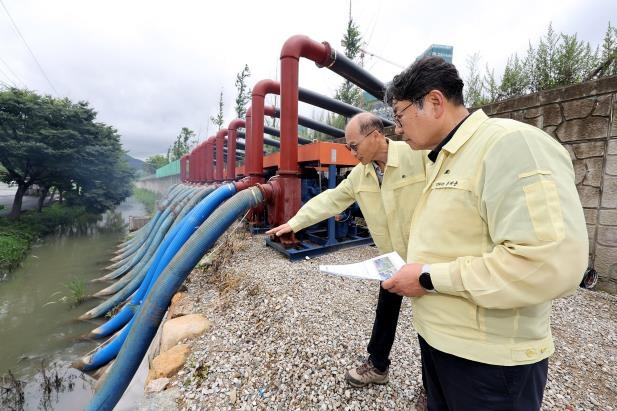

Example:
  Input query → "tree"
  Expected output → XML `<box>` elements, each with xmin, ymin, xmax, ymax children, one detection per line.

<box><xmin>531</xmin><ymin>23</ymin><xmax>561</xmax><ymax>91</ymax></box>
<box><xmin>499</xmin><ymin>54</ymin><xmax>529</xmax><ymax>99</ymax></box>
<box><xmin>587</xmin><ymin>22</ymin><xmax>617</xmax><ymax>79</ymax></box>
<box><xmin>66</xmin><ymin>124</ymin><xmax>134</xmax><ymax>213</ymax></box>
<box><xmin>600</xmin><ymin>22</ymin><xmax>617</xmax><ymax>76</ymax></box>
<box><xmin>167</xmin><ymin>127</ymin><xmax>195</xmax><ymax>162</ymax></box>
<box><xmin>0</xmin><ymin>87</ymin><xmax>134</xmax><ymax>218</ymax></box>
<box><xmin>464</xmin><ymin>53</ymin><xmax>486</xmax><ymax>107</ymax></box>
<box><xmin>0</xmin><ymin>89</ymin><xmax>82</xmax><ymax>218</ymax></box>
<box><xmin>145</xmin><ymin>154</ymin><xmax>169</xmax><ymax>174</ymax></box>
<box><xmin>461</xmin><ymin>20</ymin><xmax>615</xmax><ymax>106</ymax></box>
<box><xmin>234</xmin><ymin>65</ymin><xmax>251</xmax><ymax>119</ymax></box>
<box><xmin>210</xmin><ymin>91</ymin><xmax>224</xmax><ymax>131</ymax></box>
<box><xmin>483</xmin><ymin>64</ymin><xmax>499</xmax><ymax>103</ymax></box>
<box><xmin>329</xmin><ymin>15</ymin><xmax>366</xmax><ymax>131</ymax></box>
<box><xmin>335</xmin><ymin>17</ymin><xmax>365</xmax><ymax>107</ymax></box>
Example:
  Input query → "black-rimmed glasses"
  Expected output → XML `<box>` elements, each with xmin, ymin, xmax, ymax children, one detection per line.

<box><xmin>393</xmin><ymin>102</ymin><xmax>414</xmax><ymax>128</ymax></box>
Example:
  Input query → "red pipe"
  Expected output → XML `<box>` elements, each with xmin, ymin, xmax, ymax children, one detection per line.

<box><xmin>180</xmin><ymin>155</ymin><xmax>188</xmax><ymax>182</ymax></box>
<box><xmin>279</xmin><ymin>36</ymin><xmax>330</xmax><ymax>174</ymax></box>
<box><xmin>195</xmin><ymin>141</ymin><xmax>206</xmax><ymax>183</ymax></box>
<box><xmin>187</xmin><ymin>151</ymin><xmax>194</xmax><ymax>182</ymax></box>
<box><xmin>245</xmin><ymin>107</ymin><xmax>252</xmax><ymax>179</ymax></box>
<box><xmin>276</xmin><ymin>35</ymin><xmax>331</xmax><ymax>225</ymax></box>
<box><xmin>205</xmin><ymin>137</ymin><xmax>215</xmax><ymax>183</ymax></box>
<box><xmin>215</xmin><ymin>128</ymin><xmax>228</xmax><ymax>182</ymax></box>
<box><xmin>202</xmin><ymin>141</ymin><xmax>209</xmax><ymax>183</ymax></box>
<box><xmin>190</xmin><ymin>144</ymin><xmax>202</xmax><ymax>183</ymax></box>
<box><xmin>227</xmin><ymin>119</ymin><xmax>245</xmax><ymax>180</ymax></box>
<box><xmin>247</xmin><ymin>79</ymin><xmax>280</xmax><ymax>185</ymax></box>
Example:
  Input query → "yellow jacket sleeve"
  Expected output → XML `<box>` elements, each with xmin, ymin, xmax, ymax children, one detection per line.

<box><xmin>430</xmin><ymin>129</ymin><xmax>589</xmax><ymax>309</ymax></box>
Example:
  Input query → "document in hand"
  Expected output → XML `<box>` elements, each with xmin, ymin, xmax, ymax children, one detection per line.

<box><xmin>319</xmin><ymin>251</ymin><xmax>405</xmax><ymax>281</ymax></box>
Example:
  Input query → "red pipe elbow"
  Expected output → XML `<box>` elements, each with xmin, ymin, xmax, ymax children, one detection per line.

<box><xmin>227</xmin><ymin>119</ymin><xmax>246</xmax><ymax>181</ymax></box>
<box><xmin>215</xmin><ymin>128</ymin><xmax>228</xmax><ymax>182</ymax></box>
<box><xmin>205</xmin><ymin>137</ymin><xmax>216</xmax><ymax>183</ymax></box>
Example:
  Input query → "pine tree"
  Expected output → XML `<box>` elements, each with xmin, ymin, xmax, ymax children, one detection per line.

<box><xmin>601</xmin><ymin>22</ymin><xmax>617</xmax><ymax>76</ymax></box>
<box><xmin>168</xmin><ymin>127</ymin><xmax>195</xmax><ymax>161</ymax></box>
<box><xmin>589</xmin><ymin>22</ymin><xmax>617</xmax><ymax>78</ymax></box>
<box><xmin>533</xmin><ymin>23</ymin><xmax>560</xmax><ymax>91</ymax></box>
<box><xmin>464</xmin><ymin>53</ymin><xmax>486</xmax><ymax>107</ymax></box>
<box><xmin>499</xmin><ymin>54</ymin><xmax>529</xmax><ymax>99</ymax></box>
<box><xmin>483</xmin><ymin>64</ymin><xmax>499</xmax><ymax>103</ymax></box>
<box><xmin>335</xmin><ymin>17</ymin><xmax>365</xmax><ymax>108</ymax></box>
<box><xmin>210</xmin><ymin>91</ymin><xmax>225</xmax><ymax>131</ymax></box>
<box><xmin>234</xmin><ymin>65</ymin><xmax>251</xmax><ymax>119</ymax></box>
<box><xmin>329</xmin><ymin>13</ymin><xmax>366</xmax><ymax>131</ymax></box>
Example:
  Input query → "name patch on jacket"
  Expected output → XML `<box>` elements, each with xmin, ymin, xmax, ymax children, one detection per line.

<box><xmin>434</xmin><ymin>180</ymin><xmax>459</xmax><ymax>188</ymax></box>
<box><xmin>432</xmin><ymin>178</ymin><xmax>472</xmax><ymax>191</ymax></box>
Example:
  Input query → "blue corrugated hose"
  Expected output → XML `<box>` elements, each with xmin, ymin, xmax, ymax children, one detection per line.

<box><xmin>86</xmin><ymin>186</ymin><xmax>264</xmax><ymax>411</ymax></box>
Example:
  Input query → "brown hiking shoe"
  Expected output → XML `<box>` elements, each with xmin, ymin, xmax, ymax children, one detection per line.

<box><xmin>345</xmin><ymin>358</ymin><xmax>389</xmax><ymax>387</ymax></box>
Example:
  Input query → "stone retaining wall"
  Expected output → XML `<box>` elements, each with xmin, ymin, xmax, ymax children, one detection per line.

<box><xmin>481</xmin><ymin>75</ymin><xmax>617</xmax><ymax>293</ymax></box>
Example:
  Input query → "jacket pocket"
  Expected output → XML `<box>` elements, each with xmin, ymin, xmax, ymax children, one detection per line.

<box><xmin>390</xmin><ymin>173</ymin><xmax>425</xmax><ymax>189</ymax></box>
<box><xmin>523</xmin><ymin>180</ymin><xmax>564</xmax><ymax>242</ymax></box>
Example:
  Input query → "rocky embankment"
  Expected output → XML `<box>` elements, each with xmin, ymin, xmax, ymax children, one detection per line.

<box><xmin>140</xmin><ymin>226</ymin><xmax>617</xmax><ymax>410</ymax></box>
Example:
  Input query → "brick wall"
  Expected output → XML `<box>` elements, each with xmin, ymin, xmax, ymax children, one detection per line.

<box><xmin>481</xmin><ymin>76</ymin><xmax>617</xmax><ymax>293</ymax></box>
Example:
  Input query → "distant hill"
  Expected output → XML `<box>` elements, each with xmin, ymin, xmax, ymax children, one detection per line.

<box><xmin>124</xmin><ymin>154</ymin><xmax>146</xmax><ymax>171</ymax></box>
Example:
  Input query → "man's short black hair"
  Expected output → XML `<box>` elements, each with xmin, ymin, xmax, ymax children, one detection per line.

<box><xmin>385</xmin><ymin>56</ymin><xmax>465</xmax><ymax>108</ymax></box>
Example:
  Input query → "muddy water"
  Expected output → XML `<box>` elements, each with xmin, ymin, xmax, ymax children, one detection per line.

<box><xmin>0</xmin><ymin>196</ymin><xmax>148</xmax><ymax>410</ymax></box>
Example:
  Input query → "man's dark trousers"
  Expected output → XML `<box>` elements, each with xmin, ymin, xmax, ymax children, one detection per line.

<box><xmin>367</xmin><ymin>285</ymin><xmax>403</xmax><ymax>372</ymax></box>
<box><xmin>418</xmin><ymin>335</ymin><xmax>548</xmax><ymax>410</ymax></box>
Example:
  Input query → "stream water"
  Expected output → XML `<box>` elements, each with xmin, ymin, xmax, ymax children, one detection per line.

<box><xmin>0</xmin><ymin>196</ymin><xmax>148</xmax><ymax>410</ymax></box>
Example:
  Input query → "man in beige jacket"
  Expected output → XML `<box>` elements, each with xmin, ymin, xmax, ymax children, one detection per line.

<box><xmin>267</xmin><ymin>112</ymin><xmax>426</xmax><ymax>387</ymax></box>
<box><xmin>382</xmin><ymin>56</ymin><xmax>588</xmax><ymax>410</ymax></box>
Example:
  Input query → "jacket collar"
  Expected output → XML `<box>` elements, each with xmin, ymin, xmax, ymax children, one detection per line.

<box><xmin>441</xmin><ymin>109</ymin><xmax>489</xmax><ymax>156</ymax></box>
<box><xmin>363</xmin><ymin>138</ymin><xmax>398</xmax><ymax>176</ymax></box>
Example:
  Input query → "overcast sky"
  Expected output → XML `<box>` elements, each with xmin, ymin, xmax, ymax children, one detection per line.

<box><xmin>1</xmin><ymin>0</ymin><xmax>615</xmax><ymax>160</ymax></box>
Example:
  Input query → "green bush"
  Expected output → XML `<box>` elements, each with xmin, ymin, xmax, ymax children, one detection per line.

<box><xmin>0</xmin><ymin>233</ymin><xmax>29</xmax><ymax>272</ymax></box>
<box><xmin>0</xmin><ymin>204</ymin><xmax>100</xmax><ymax>274</ymax></box>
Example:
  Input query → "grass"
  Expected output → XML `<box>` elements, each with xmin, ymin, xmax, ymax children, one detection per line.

<box><xmin>132</xmin><ymin>186</ymin><xmax>158</xmax><ymax>215</ymax></box>
<box><xmin>64</xmin><ymin>278</ymin><xmax>87</xmax><ymax>307</ymax></box>
<box><xmin>196</xmin><ymin>222</ymin><xmax>258</xmax><ymax>309</ymax></box>
<box><xmin>0</xmin><ymin>203</ymin><xmax>99</xmax><ymax>275</ymax></box>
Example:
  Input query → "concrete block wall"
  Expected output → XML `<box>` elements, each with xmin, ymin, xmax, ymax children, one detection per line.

<box><xmin>481</xmin><ymin>75</ymin><xmax>617</xmax><ymax>293</ymax></box>
<box><xmin>135</xmin><ymin>174</ymin><xmax>181</xmax><ymax>198</ymax></box>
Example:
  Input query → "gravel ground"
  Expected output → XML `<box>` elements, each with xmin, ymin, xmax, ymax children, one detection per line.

<box><xmin>154</xmin><ymin>227</ymin><xmax>617</xmax><ymax>410</ymax></box>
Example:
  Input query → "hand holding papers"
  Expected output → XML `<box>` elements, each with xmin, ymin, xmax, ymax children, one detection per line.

<box><xmin>319</xmin><ymin>252</ymin><xmax>405</xmax><ymax>281</ymax></box>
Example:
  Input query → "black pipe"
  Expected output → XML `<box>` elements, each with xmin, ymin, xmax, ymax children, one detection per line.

<box><xmin>298</xmin><ymin>87</ymin><xmax>394</xmax><ymax>127</ymax></box>
<box><xmin>273</xmin><ymin>108</ymin><xmax>344</xmax><ymax>138</ymax></box>
<box><xmin>263</xmin><ymin>126</ymin><xmax>280</xmax><ymax>138</ymax></box>
<box><xmin>322</xmin><ymin>46</ymin><xmax>385</xmax><ymax>101</ymax></box>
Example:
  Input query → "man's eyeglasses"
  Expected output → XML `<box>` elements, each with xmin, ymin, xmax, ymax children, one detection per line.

<box><xmin>345</xmin><ymin>129</ymin><xmax>377</xmax><ymax>152</ymax></box>
<box><xmin>393</xmin><ymin>102</ymin><xmax>414</xmax><ymax>128</ymax></box>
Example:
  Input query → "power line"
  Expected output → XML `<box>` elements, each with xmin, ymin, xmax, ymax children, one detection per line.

<box><xmin>359</xmin><ymin>48</ymin><xmax>405</xmax><ymax>69</ymax></box>
<box><xmin>0</xmin><ymin>55</ymin><xmax>26</xmax><ymax>87</ymax></box>
<box><xmin>0</xmin><ymin>65</ymin><xmax>18</xmax><ymax>87</ymax></box>
<box><xmin>0</xmin><ymin>0</ymin><xmax>58</xmax><ymax>95</ymax></box>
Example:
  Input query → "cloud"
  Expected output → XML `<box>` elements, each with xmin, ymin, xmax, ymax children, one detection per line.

<box><xmin>2</xmin><ymin>0</ymin><xmax>614</xmax><ymax>159</ymax></box>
